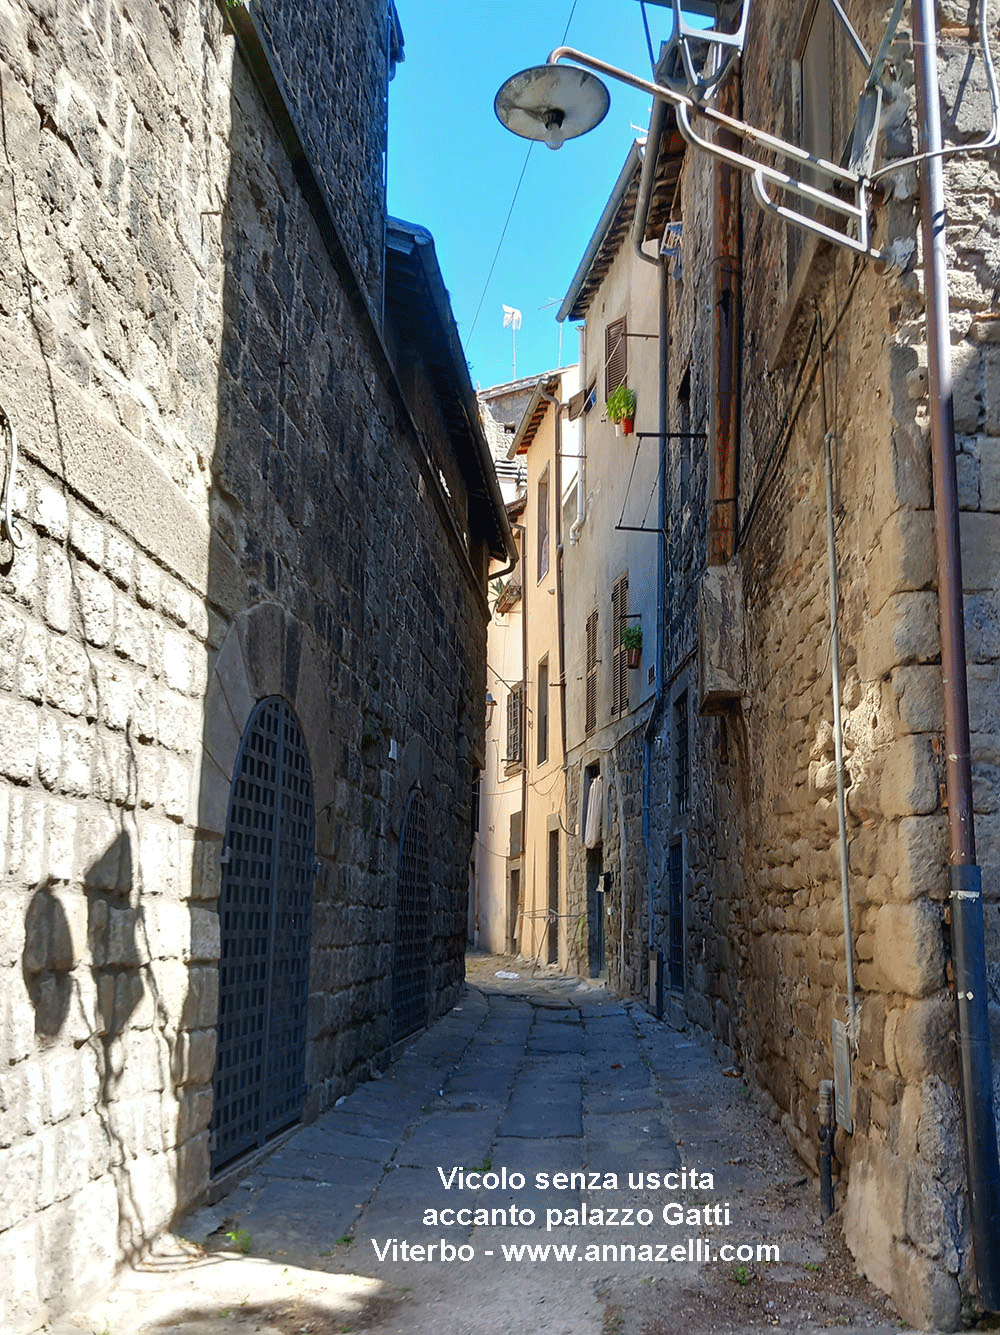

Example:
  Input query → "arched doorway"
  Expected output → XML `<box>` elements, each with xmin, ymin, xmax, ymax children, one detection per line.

<box><xmin>211</xmin><ymin>696</ymin><xmax>315</xmax><ymax>1172</ymax></box>
<box><xmin>392</xmin><ymin>788</ymin><xmax>430</xmax><ymax>1041</ymax></box>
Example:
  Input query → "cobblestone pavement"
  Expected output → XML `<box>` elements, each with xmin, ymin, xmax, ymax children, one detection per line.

<box><xmin>52</xmin><ymin>955</ymin><xmax>923</xmax><ymax>1335</ymax></box>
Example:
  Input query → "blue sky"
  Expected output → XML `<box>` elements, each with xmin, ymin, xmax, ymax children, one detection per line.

<box><xmin>387</xmin><ymin>1</ymin><xmax>670</xmax><ymax>391</ymax></box>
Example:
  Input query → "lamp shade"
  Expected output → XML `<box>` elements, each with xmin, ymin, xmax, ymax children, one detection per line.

<box><xmin>494</xmin><ymin>64</ymin><xmax>611</xmax><ymax>148</ymax></box>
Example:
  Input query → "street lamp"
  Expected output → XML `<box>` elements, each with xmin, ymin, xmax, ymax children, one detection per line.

<box><xmin>494</xmin><ymin>48</ymin><xmax>881</xmax><ymax>261</ymax></box>
<box><xmin>494</xmin><ymin>63</ymin><xmax>609</xmax><ymax>151</ymax></box>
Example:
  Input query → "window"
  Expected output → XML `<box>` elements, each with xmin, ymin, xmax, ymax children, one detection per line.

<box><xmin>567</xmin><ymin>379</ymin><xmax>597</xmax><ymax>421</ymax></box>
<box><xmin>537</xmin><ymin>465</ymin><xmax>550</xmax><ymax>581</ymax></box>
<box><xmin>537</xmin><ymin>657</ymin><xmax>549</xmax><ymax>765</ymax></box>
<box><xmin>789</xmin><ymin>2</ymin><xmax>833</xmax><ymax>273</ymax></box>
<box><xmin>611</xmin><ymin>574</ymin><xmax>629</xmax><ymax>719</ymax></box>
<box><xmin>605</xmin><ymin>316</ymin><xmax>627</xmax><ymax>402</ymax></box>
<box><xmin>506</xmin><ymin>683</ymin><xmax>524</xmax><ymax>767</ymax></box>
<box><xmin>509</xmin><ymin>810</ymin><xmax>523</xmax><ymax>857</ymax></box>
<box><xmin>585</xmin><ymin>609</ymin><xmax>599</xmax><ymax>736</ymax></box>
<box><xmin>674</xmin><ymin>691</ymin><xmax>689</xmax><ymax>815</ymax></box>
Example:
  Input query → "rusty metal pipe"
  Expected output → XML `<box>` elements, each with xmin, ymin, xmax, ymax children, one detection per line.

<box><xmin>912</xmin><ymin>0</ymin><xmax>1000</xmax><ymax>1308</ymax></box>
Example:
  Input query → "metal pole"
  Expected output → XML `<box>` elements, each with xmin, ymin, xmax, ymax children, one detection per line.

<box><xmin>823</xmin><ymin>431</ymin><xmax>858</xmax><ymax>1041</ymax></box>
<box><xmin>912</xmin><ymin>0</ymin><xmax>1000</xmax><ymax>1308</ymax></box>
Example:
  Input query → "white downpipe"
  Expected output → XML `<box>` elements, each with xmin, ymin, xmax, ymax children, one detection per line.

<box><xmin>569</xmin><ymin>324</ymin><xmax>587</xmax><ymax>544</ymax></box>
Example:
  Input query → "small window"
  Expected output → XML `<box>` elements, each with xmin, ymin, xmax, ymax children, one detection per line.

<box><xmin>506</xmin><ymin>683</ymin><xmax>524</xmax><ymax>766</ymax></box>
<box><xmin>605</xmin><ymin>317</ymin><xmax>627</xmax><ymax>402</ymax></box>
<box><xmin>611</xmin><ymin>575</ymin><xmax>629</xmax><ymax>720</ymax></box>
<box><xmin>509</xmin><ymin>810</ymin><xmax>523</xmax><ymax>857</ymax></box>
<box><xmin>537</xmin><ymin>466</ymin><xmax>550</xmax><ymax>581</ymax></box>
<box><xmin>585</xmin><ymin>609</ymin><xmax>599</xmax><ymax>736</ymax></box>
<box><xmin>537</xmin><ymin>657</ymin><xmax>549</xmax><ymax>765</ymax></box>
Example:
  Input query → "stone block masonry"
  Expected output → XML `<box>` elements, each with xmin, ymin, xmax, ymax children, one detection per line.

<box><xmin>0</xmin><ymin>1</ymin><xmax>495</xmax><ymax>1330</ymax></box>
<box><xmin>650</xmin><ymin>3</ymin><xmax>1000</xmax><ymax>1327</ymax></box>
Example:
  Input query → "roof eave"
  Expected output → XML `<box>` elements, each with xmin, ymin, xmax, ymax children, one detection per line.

<box><xmin>556</xmin><ymin>139</ymin><xmax>645</xmax><ymax>324</ymax></box>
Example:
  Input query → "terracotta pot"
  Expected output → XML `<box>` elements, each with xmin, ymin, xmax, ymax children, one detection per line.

<box><xmin>626</xmin><ymin>647</ymin><xmax>641</xmax><ymax>669</ymax></box>
<box><xmin>622</xmin><ymin>416</ymin><xmax>634</xmax><ymax>436</ymax></box>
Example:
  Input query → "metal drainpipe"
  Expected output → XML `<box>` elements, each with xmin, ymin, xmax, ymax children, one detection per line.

<box><xmin>570</xmin><ymin>324</ymin><xmax>587</xmax><ymax>545</ymax></box>
<box><xmin>912</xmin><ymin>0</ymin><xmax>1000</xmax><ymax>1308</ymax></box>
<box><xmin>823</xmin><ymin>430</ymin><xmax>858</xmax><ymax>1039</ymax></box>
<box><xmin>631</xmin><ymin>94</ymin><xmax>669</xmax><ymax>990</ymax></box>
<box><xmin>511</xmin><ymin>522</ymin><xmax>528</xmax><ymax>958</ymax></box>
<box><xmin>540</xmin><ymin>387</ymin><xmax>569</xmax><ymax>763</ymax></box>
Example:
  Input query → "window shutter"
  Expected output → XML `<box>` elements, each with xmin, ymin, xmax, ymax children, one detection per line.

<box><xmin>506</xmin><ymin>684</ymin><xmax>523</xmax><ymax>764</ymax></box>
<box><xmin>509</xmin><ymin>810</ymin><xmax>523</xmax><ymax>857</ymax></box>
<box><xmin>611</xmin><ymin>575</ymin><xmax>629</xmax><ymax>718</ymax></box>
<box><xmin>605</xmin><ymin>317</ymin><xmax>627</xmax><ymax>401</ymax></box>
<box><xmin>585</xmin><ymin>610</ymin><xmax>598</xmax><ymax>736</ymax></box>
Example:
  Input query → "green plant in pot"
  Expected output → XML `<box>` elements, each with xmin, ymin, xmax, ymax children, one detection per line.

<box><xmin>606</xmin><ymin>384</ymin><xmax>636</xmax><ymax>436</ymax></box>
<box><xmin>621</xmin><ymin>622</ymin><xmax>642</xmax><ymax>667</ymax></box>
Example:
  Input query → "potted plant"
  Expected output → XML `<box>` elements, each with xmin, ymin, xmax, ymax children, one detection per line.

<box><xmin>606</xmin><ymin>384</ymin><xmax>636</xmax><ymax>436</ymax></box>
<box><xmin>621</xmin><ymin>622</ymin><xmax>642</xmax><ymax>668</ymax></box>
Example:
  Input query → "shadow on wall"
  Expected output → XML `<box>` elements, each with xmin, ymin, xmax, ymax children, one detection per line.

<box><xmin>22</xmin><ymin>878</ymin><xmax>75</xmax><ymax>1040</ymax></box>
<box><xmin>20</xmin><ymin>823</ymin><xmax>185</xmax><ymax>1272</ymax></box>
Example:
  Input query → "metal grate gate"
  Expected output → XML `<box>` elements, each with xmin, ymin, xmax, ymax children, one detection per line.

<box><xmin>392</xmin><ymin>789</ymin><xmax>430</xmax><ymax>1041</ymax></box>
<box><xmin>668</xmin><ymin>838</ymin><xmax>684</xmax><ymax>992</ymax></box>
<box><xmin>211</xmin><ymin>697</ymin><xmax>315</xmax><ymax>1173</ymax></box>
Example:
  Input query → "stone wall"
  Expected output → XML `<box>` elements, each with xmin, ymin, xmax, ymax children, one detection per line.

<box><xmin>253</xmin><ymin>0</ymin><xmax>396</xmax><ymax>310</ymax></box>
<box><xmin>655</xmin><ymin>1</ymin><xmax>1000</xmax><ymax>1325</ymax></box>
<box><xmin>0</xmin><ymin>2</ymin><xmax>488</xmax><ymax>1329</ymax></box>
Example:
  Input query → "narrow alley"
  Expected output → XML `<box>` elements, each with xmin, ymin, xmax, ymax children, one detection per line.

<box><xmin>52</xmin><ymin>957</ymin><xmax>916</xmax><ymax>1335</ymax></box>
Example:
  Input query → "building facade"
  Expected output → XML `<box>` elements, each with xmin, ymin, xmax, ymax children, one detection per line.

<box><xmin>639</xmin><ymin>3</ymin><xmax>1000</xmax><ymax>1327</ymax></box>
<box><xmin>487</xmin><ymin>1</ymin><xmax>1000</xmax><ymax>1323</ymax></box>
<box><xmin>503</xmin><ymin>369</ymin><xmax>580</xmax><ymax>969</ymax></box>
<box><xmin>472</xmin><ymin>377</ymin><xmax>532</xmax><ymax>956</ymax></box>
<box><xmin>558</xmin><ymin>140</ymin><xmax>679</xmax><ymax>997</ymax></box>
<box><xmin>0</xmin><ymin>2</ymin><xmax>510</xmax><ymax>1329</ymax></box>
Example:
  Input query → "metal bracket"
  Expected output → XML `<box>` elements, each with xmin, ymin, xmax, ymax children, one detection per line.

<box><xmin>548</xmin><ymin>46</ymin><xmax>887</xmax><ymax>263</ymax></box>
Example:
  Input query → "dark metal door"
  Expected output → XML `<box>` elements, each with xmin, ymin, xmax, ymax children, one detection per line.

<box><xmin>211</xmin><ymin>697</ymin><xmax>315</xmax><ymax>1172</ymax></box>
<box><xmin>392</xmin><ymin>789</ymin><xmax>429</xmax><ymax>1041</ymax></box>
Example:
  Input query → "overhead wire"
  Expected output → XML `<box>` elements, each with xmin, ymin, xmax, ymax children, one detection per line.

<box><xmin>466</xmin><ymin>0</ymin><xmax>581</xmax><ymax>347</ymax></box>
<box><xmin>870</xmin><ymin>0</ymin><xmax>1000</xmax><ymax>181</ymax></box>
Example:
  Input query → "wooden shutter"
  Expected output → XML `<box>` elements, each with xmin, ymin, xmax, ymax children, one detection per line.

<box><xmin>585</xmin><ymin>610</ymin><xmax>598</xmax><ymax>736</ymax></box>
<box><xmin>506</xmin><ymin>684</ymin><xmax>523</xmax><ymax>764</ymax></box>
<box><xmin>605</xmin><ymin>317</ymin><xmax>627</xmax><ymax>401</ymax></box>
<box><xmin>611</xmin><ymin>575</ymin><xmax>629</xmax><ymax>718</ymax></box>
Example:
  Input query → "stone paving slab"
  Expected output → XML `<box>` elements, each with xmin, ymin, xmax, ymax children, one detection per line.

<box><xmin>50</xmin><ymin>955</ymin><xmax>925</xmax><ymax>1335</ymax></box>
<box><xmin>238</xmin><ymin>1177</ymin><xmax>363</xmax><ymax>1258</ymax></box>
<box><xmin>261</xmin><ymin>1122</ymin><xmax>396</xmax><ymax>1164</ymax></box>
<box><xmin>394</xmin><ymin>1108</ymin><xmax>498</xmax><ymax>1168</ymax></box>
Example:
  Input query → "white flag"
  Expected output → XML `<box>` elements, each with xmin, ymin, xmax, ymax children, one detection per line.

<box><xmin>502</xmin><ymin>304</ymin><xmax>522</xmax><ymax>330</ymax></box>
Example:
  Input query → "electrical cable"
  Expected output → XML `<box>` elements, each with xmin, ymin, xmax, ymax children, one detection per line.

<box><xmin>466</xmin><ymin>0</ymin><xmax>581</xmax><ymax>348</ymax></box>
<box><xmin>871</xmin><ymin>0</ymin><xmax>1000</xmax><ymax>181</ymax></box>
<box><xmin>738</xmin><ymin>258</ymin><xmax>865</xmax><ymax>552</ymax></box>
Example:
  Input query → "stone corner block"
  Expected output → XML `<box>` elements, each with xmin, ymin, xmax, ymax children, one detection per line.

<box><xmin>873</xmin><ymin>900</ymin><xmax>946</xmax><ymax>997</ymax></box>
